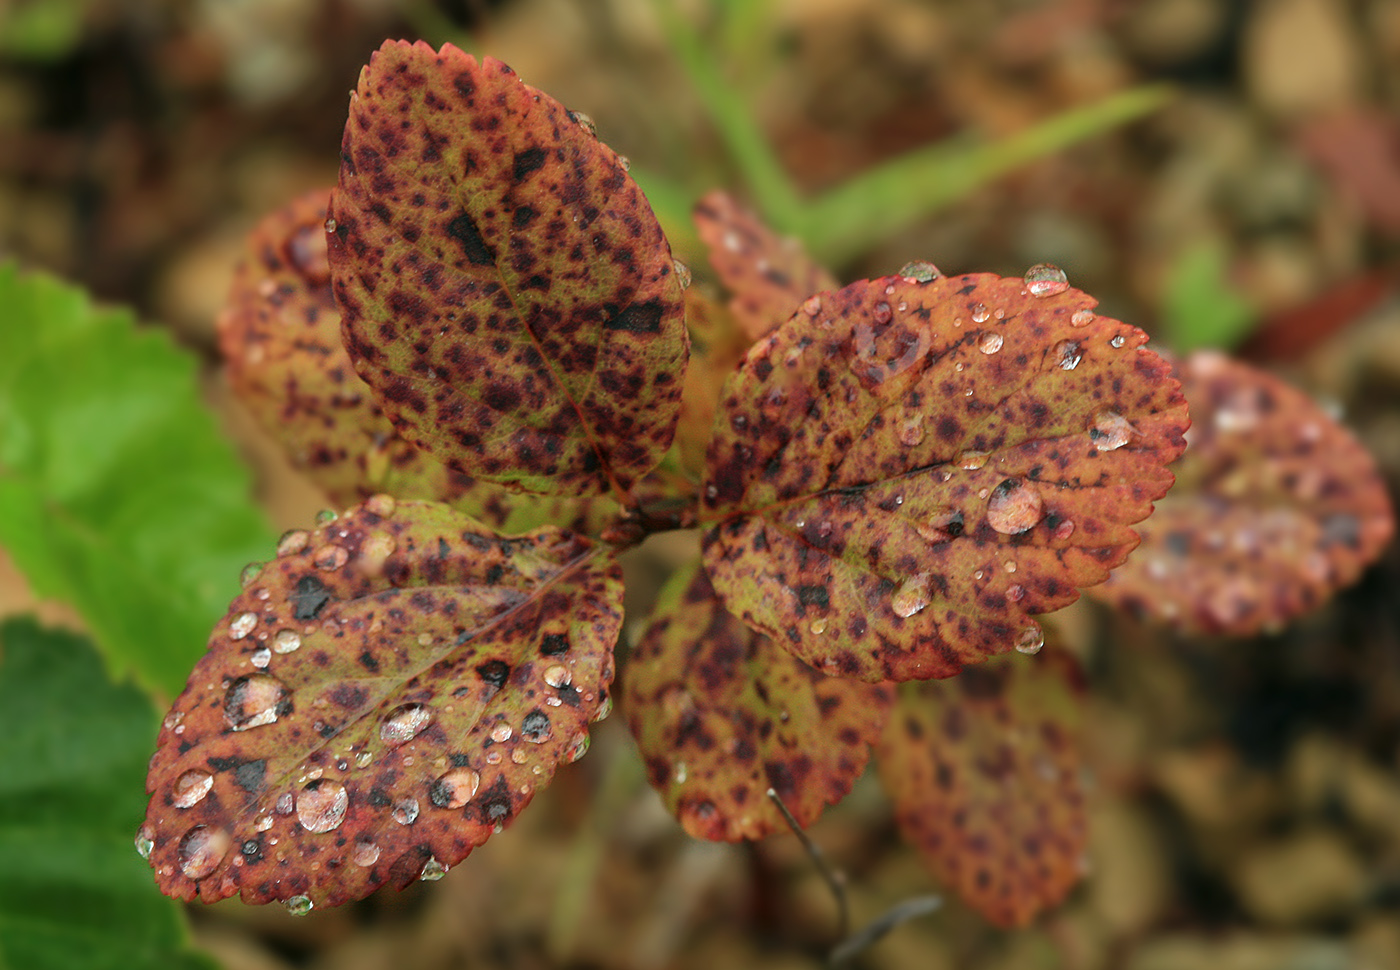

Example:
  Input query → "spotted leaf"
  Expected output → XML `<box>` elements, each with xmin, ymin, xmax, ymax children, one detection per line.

<box><xmin>624</xmin><ymin>561</ymin><xmax>892</xmax><ymax>841</ymax></box>
<box><xmin>1087</xmin><ymin>351</ymin><xmax>1393</xmax><ymax>634</ymax></box>
<box><xmin>702</xmin><ymin>272</ymin><xmax>1189</xmax><ymax>682</ymax></box>
<box><xmin>693</xmin><ymin>189</ymin><xmax>838</xmax><ymax>342</ymax></box>
<box><xmin>140</xmin><ymin>497</ymin><xmax>622</xmax><ymax>911</ymax></box>
<box><xmin>676</xmin><ymin>288</ymin><xmax>750</xmax><ymax>479</ymax></box>
<box><xmin>328</xmin><ymin>41</ymin><xmax>688</xmax><ymax>498</ymax></box>
<box><xmin>877</xmin><ymin>645</ymin><xmax>1086</xmax><ymax>928</ymax></box>
<box><xmin>220</xmin><ymin>189</ymin><xmax>626</xmax><ymax>535</ymax></box>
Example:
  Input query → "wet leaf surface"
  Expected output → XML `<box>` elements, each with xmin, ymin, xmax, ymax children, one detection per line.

<box><xmin>220</xmin><ymin>189</ymin><xmax>626</xmax><ymax>536</ymax></box>
<box><xmin>329</xmin><ymin>41</ymin><xmax>688</xmax><ymax>498</ymax></box>
<box><xmin>693</xmin><ymin>189</ymin><xmax>838</xmax><ymax>342</ymax></box>
<box><xmin>676</xmin><ymin>288</ymin><xmax>750</xmax><ymax>479</ymax></box>
<box><xmin>1087</xmin><ymin>351</ymin><xmax>1393</xmax><ymax>634</ymax></box>
<box><xmin>876</xmin><ymin>645</ymin><xmax>1086</xmax><ymax>928</ymax></box>
<box><xmin>702</xmin><ymin>272</ymin><xmax>1189</xmax><ymax>681</ymax></box>
<box><xmin>141</xmin><ymin>498</ymin><xmax>623</xmax><ymax>910</ymax></box>
<box><xmin>623</xmin><ymin>562</ymin><xmax>892</xmax><ymax>841</ymax></box>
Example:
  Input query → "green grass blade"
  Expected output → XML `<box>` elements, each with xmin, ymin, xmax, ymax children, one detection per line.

<box><xmin>801</xmin><ymin>84</ymin><xmax>1176</xmax><ymax>266</ymax></box>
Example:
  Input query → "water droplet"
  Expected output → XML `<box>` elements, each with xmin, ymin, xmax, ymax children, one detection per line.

<box><xmin>1054</xmin><ymin>339</ymin><xmax>1081</xmax><ymax>370</ymax></box>
<box><xmin>617</xmin><ymin>154</ymin><xmax>631</xmax><ymax>172</ymax></box>
<box><xmin>135</xmin><ymin>824</ymin><xmax>155</xmax><ymax>860</ymax></box>
<box><xmin>566</xmin><ymin>731</ymin><xmax>591</xmax><ymax>763</ymax></box>
<box><xmin>673</xmin><ymin>259</ymin><xmax>692</xmax><ymax>289</ymax></box>
<box><xmin>230</xmin><ymin>611</ymin><xmax>258</xmax><ymax>640</ymax></box>
<box><xmin>1089</xmin><ymin>410</ymin><xmax>1135</xmax><ymax>451</ymax></box>
<box><xmin>592</xmin><ymin>693</ymin><xmax>613</xmax><ymax>723</ymax></box>
<box><xmin>490</xmin><ymin>722</ymin><xmax>513</xmax><ymax>743</ymax></box>
<box><xmin>1006</xmin><ymin>584</ymin><xmax>1026</xmax><ymax>603</ymax></box>
<box><xmin>312</xmin><ymin>544</ymin><xmax>349</xmax><ymax>570</ymax></box>
<box><xmin>570</xmin><ymin>110</ymin><xmax>597</xmax><ymax>136</ymax></box>
<box><xmin>971</xmin><ymin>303</ymin><xmax>990</xmax><ymax>324</ymax></box>
<box><xmin>364</xmin><ymin>493</ymin><xmax>396</xmax><ymax>517</ymax></box>
<box><xmin>978</xmin><ymin>331</ymin><xmax>1003</xmax><ymax>355</ymax></box>
<box><xmin>430</xmin><ymin>767</ymin><xmax>481</xmax><ymax>808</ymax></box>
<box><xmin>1014</xmin><ymin>626</ymin><xmax>1045</xmax><ymax>655</ymax></box>
<box><xmin>1024</xmin><ymin>263</ymin><xmax>1069</xmax><ymax>297</ymax></box>
<box><xmin>250</xmin><ymin>647</ymin><xmax>271</xmax><ymax>668</ymax></box>
<box><xmin>898</xmin><ymin>260</ymin><xmax>941</xmax><ymax>283</ymax></box>
<box><xmin>240</xmin><ymin>562</ymin><xmax>264</xmax><ymax>588</ymax></box>
<box><xmin>986</xmin><ymin>479</ymin><xmax>1045</xmax><ymax>535</ymax></box>
<box><xmin>705</xmin><ymin>484</ymin><xmax>718</xmax><ymax>500</ymax></box>
<box><xmin>275</xmin><ymin>792</ymin><xmax>294</xmax><ymax>814</ymax></box>
<box><xmin>378</xmin><ymin>702</ymin><xmax>431</xmax><ymax>747</ymax></box>
<box><xmin>958</xmin><ymin>450</ymin><xmax>990</xmax><ymax>470</ymax></box>
<box><xmin>351</xmin><ymin>840</ymin><xmax>380</xmax><ymax>867</ymax></box>
<box><xmin>1109</xmin><ymin>334</ymin><xmax>1126</xmax><ymax>349</ymax></box>
<box><xmin>873</xmin><ymin>301</ymin><xmax>893</xmax><ymax>324</ymax></box>
<box><xmin>898</xmin><ymin>415</ymin><xmax>925</xmax><ymax>446</ymax></box>
<box><xmin>178</xmin><ymin>825</ymin><xmax>230</xmax><ymax>880</ymax></box>
<box><xmin>272</xmin><ymin>629</ymin><xmax>301</xmax><ymax>654</ymax></box>
<box><xmin>224</xmin><ymin>673</ymin><xmax>292</xmax><ymax>731</ymax></box>
<box><xmin>315</xmin><ymin>509</ymin><xmax>338</xmax><ymax>525</ymax></box>
<box><xmin>801</xmin><ymin>295</ymin><xmax>822</xmax><ymax>316</ymax></box>
<box><xmin>892</xmin><ymin>573</ymin><xmax>932</xmax><ymax>618</ymax></box>
<box><xmin>354</xmin><ymin>750</ymin><xmax>373</xmax><ymax>768</ymax></box>
<box><xmin>1070</xmin><ymin>309</ymin><xmax>1095</xmax><ymax>327</ymax></box>
<box><xmin>392</xmin><ymin>798</ymin><xmax>419</xmax><ymax>825</ymax></box>
<box><xmin>173</xmin><ymin>769</ymin><xmax>214</xmax><ymax>808</ymax></box>
<box><xmin>809</xmin><ymin>617</ymin><xmax>828</xmax><ymax>635</ymax></box>
<box><xmin>543</xmin><ymin>664</ymin><xmax>571</xmax><ymax>688</ymax></box>
<box><xmin>522</xmin><ymin>709</ymin><xmax>552</xmax><ymax>743</ymax></box>
<box><xmin>285</xmin><ymin>895</ymin><xmax>314</xmax><ymax>916</ymax></box>
<box><xmin>420</xmin><ymin>857</ymin><xmax>449</xmax><ymax>881</ymax></box>
<box><xmin>255</xmin><ymin>813</ymin><xmax>274</xmax><ymax>832</ymax></box>
<box><xmin>1051</xmin><ymin>517</ymin><xmax>1075</xmax><ymax>541</ymax></box>
<box><xmin>297</xmin><ymin>779</ymin><xmax>348</xmax><ymax>833</ymax></box>
<box><xmin>277</xmin><ymin>529</ymin><xmax>309</xmax><ymax>556</ymax></box>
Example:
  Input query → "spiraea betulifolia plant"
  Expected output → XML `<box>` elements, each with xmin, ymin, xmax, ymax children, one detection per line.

<box><xmin>138</xmin><ymin>40</ymin><xmax>1393</xmax><ymax>931</ymax></box>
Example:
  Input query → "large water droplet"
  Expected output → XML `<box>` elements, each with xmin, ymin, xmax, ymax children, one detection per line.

<box><xmin>297</xmin><ymin>779</ymin><xmax>348</xmax><ymax>833</ymax></box>
<box><xmin>592</xmin><ymin>693</ymin><xmax>613</xmax><ymax>723</ymax></box>
<box><xmin>250</xmin><ymin>647</ymin><xmax>271</xmax><ymax>669</ymax></box>
<box><xmin>899</xmin><ymin>260</ymin><xmax>941</xmax><ymax>283</ymax></box>
<box><xmin>1070</xmin><ymin>309</ymin><xmax>1095</xmax><ymax>327</ymax></box>
<box><xmin>1024</xmin><ymin>263</ymin><xmax>1069</xmax><ymax>297</ymax></box>
<box><xmin>569</xmin><ymin>110</ymin><xmax>597</xmax><ymax>136</ymax></box>
<box><xmin>272</xmin><ymin>629</ymin><xmax>301</xmax><ymax>654</ymax></box>
<box><xmin>224</xmin><ymin>673</ymin><xmax>292</xmax><ymax>731</ymax></box>
<box><xmin>135</xmin><ymin>824</ymin><xmax>155</xmax><ymax>860</ymax></box>
<box><xmin>172</xmin><ymin>769</ymin><xmax>213</xmax><ymax>808</ymax></box>
<box><xmin>672</xmin><ymin>259</ymin><xmax>692</xmax><ymax>289</ymax></box>
<box><xmin>380</xmin><ymin>703</ymin><xmax>431</xmax><ymax>746</ymax></box>
<box><xmin>521</xmin><ymin>709</ymin><xmax>552</xmax><ymax>743</ymax></box>
<box><xmin>1014</xmin><ymin>627</ymin><xmax>1045</xmax><ymax>655</ymax></box>
<box><xmin>420</xmin><ymin>857</ymin><xmax>449</xmax><ymax>881</ymax></box>
<box><xmin>543</xmin><ymin>664</ymin><xmax>571</xmax><ymax>688</ymax></box>
<box><xmin>809</xmin><ymin>617</ymin><xmax>828</xmax><ymax>635</ymax></box>
<box><xmin>490</xmin><ymin>722</ymin><xmax>513</xmax><ymax>743</ymax></box>
<box><xmin>240</xmin><ymin>563</ymin><xmax>264</xmax><ymax>589</ymax></box>
<box><xmin>986</xmin><ymin>479</ymin><xmax>1045</xmax><ymax>535</ymax></box>
<box><xmin>1053</xmin><ymin>339</ymin><xmax>1081</xmax><ymax>370</ymax></box>
<box><xmin>566</xmin><ymin>731</ymin><xmax>591</xmax><ymax>763</ymax></box>
<box><xmin>392</xmin><ymin>798</ymin><xmax>419</xmax><ymax>825</ymax></box>
<box><xmin>430</xmin><ymin>767</ymin><xmax>481</xmax><ymax>808</ymax></box>
<box><xmin>1089</xmin><ymin>410</ymin><xmax>1135</xmax><ymax>451</ymax></box>
<box><xmin>971</xmin><ymin>303</ymin><xmax>990</xmax><ymax>324</ymax></box>
<box><xmin>892</xmin><ymin>573</ymin><xmax>932</xmax><ymax>618</ymax></box>
<box><xmin>285</xmin><ymin>895</ymin><xmax>314</xmax><ymax>916</ymax></box>
<box><xmin>898</xmin><ymin>415</ymin><xmax>925</xmax><ymax>446</ymax></box>
<box><xmin>312</xmin><ymin>544</ymin><xmax>349</xmax><ymax>570</ymax></box>
<box><xmin>958</xmin><ymin>449</ymin><xmax>990</xmax><ymax>470</ymax></box>
<box><xmin>315</xmin><ymin>509</ymin><xmax>338</xmax><ymax>525</ymax></box>
<box><xmin>1109</xmin><ymin>334</ymin><xmax>1126</xmax><ymax>349</ymax></box>
<box><xmin>978</xmin><ymin>331</ymin><xmax>1004</xmax><ymax>355</ymax></box>
<box><xmin>277</xmin><ymin>529</ymin><xmax>309</xmax><ymax>556</ymax></box>
<box><xmin>352</xmin><ymin>840</ymin><xmax>380</xmax><ymax>867</ymax></box>
<box><xmin>178</xmin><ymin>825</ymin><xmax>230</xmax><ymax>879</ymax></box>
<box><xmin>229</xmin><ymin>611</ymin><xmax>258</xmax><ymax>640</ymax></box>
<box><xmin>364</xmin><ymin>493</ymin><xmax>396</xmax><ymax>517</ymax></box>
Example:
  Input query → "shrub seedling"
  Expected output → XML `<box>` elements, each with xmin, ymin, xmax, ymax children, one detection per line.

<box><xmin>138</xmin><ymin>40</ymin><xmax>1392</xmax><ymax>936</ymax></box>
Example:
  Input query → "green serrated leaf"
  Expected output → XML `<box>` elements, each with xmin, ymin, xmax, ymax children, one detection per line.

<box><xmin>624</xmin><ymin>560</ymin><xmax>892</xmax><ymax>841</ymax></box>
<box><xmin>141</xmin><ymin>497</ymin><xmax>623</xmax><ymax>910</ymax></box>
<box><xmin>702</xmin><ymin>271</ymin><xmax>1189</xmax><ymax>682</ymax></box>
<box><xmin>0</xmin><ymin>262</ymin><xmax>274</xmax><ymax>697</ymax></box>
<box><xmin>328</xmin><ymin>41</ymin><xmax>689</xmax><ymax>499</ymax></box>
<box><xmin>0</xmin><ymin>617</ymin><xmax>215</xmax><ymax>970</ymax></box>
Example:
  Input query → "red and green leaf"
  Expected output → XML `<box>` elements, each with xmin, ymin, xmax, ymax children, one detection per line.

<box><xmin>328</xmin><ymin>41</ymin><xmax>688</xmax><ymax>499</ymax></box>
<box><xmin>140</xmin><ymin>498</ymin><xmax>622</xmax><ymax>910</ymax></box>
<box><xmin>702</xmin><ymin>272</ymin><xmax>1189</xmax><ymax>682</ymax></box>
<box><xmin>1087</xmin><ymin>351</ymin><xmax>1394</xmax><ymax>634</ymax></box>
<box><xmin>219</xmin><ymin>189</ymin><xmax>625</xmax><ymax>536</ymax></box>
<box><xmin>877</xmin><ymin>646</ymin><xmax>1087</xmax><ymax>928</ymax></box>
<box><xmin>624</xmin><ymin>562</ymin><xmax>892</xmax><ymax>841</ymax></box>
<box><xmin>676</xmin><ymin>288</ymin><xmax>750</xmax><ymax>479</ymax></box>
<box><xmin>693</xmin><ymin>189</ymin><xmax>838</xmax><ymax>342</ymax></box>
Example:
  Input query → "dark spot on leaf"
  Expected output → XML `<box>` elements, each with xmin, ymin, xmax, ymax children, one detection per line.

<box><xmin>604</xmin><ymin>300</ymin><xmax>664</xmax><ymax>333</ymax></box>
<box><xmin>476</xmin><ymin>660</ymin><xmax>510</xmax><ymax>688</ymax></box>
<box><xmin>291</xmin><ymin>575</ymin><xmax>333</xmax><ymax>620</ymax></box>
<box><xmin>446</xmin><ymin>211</ymin><xmax>494</xmax><ymax>266</ymax></box>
